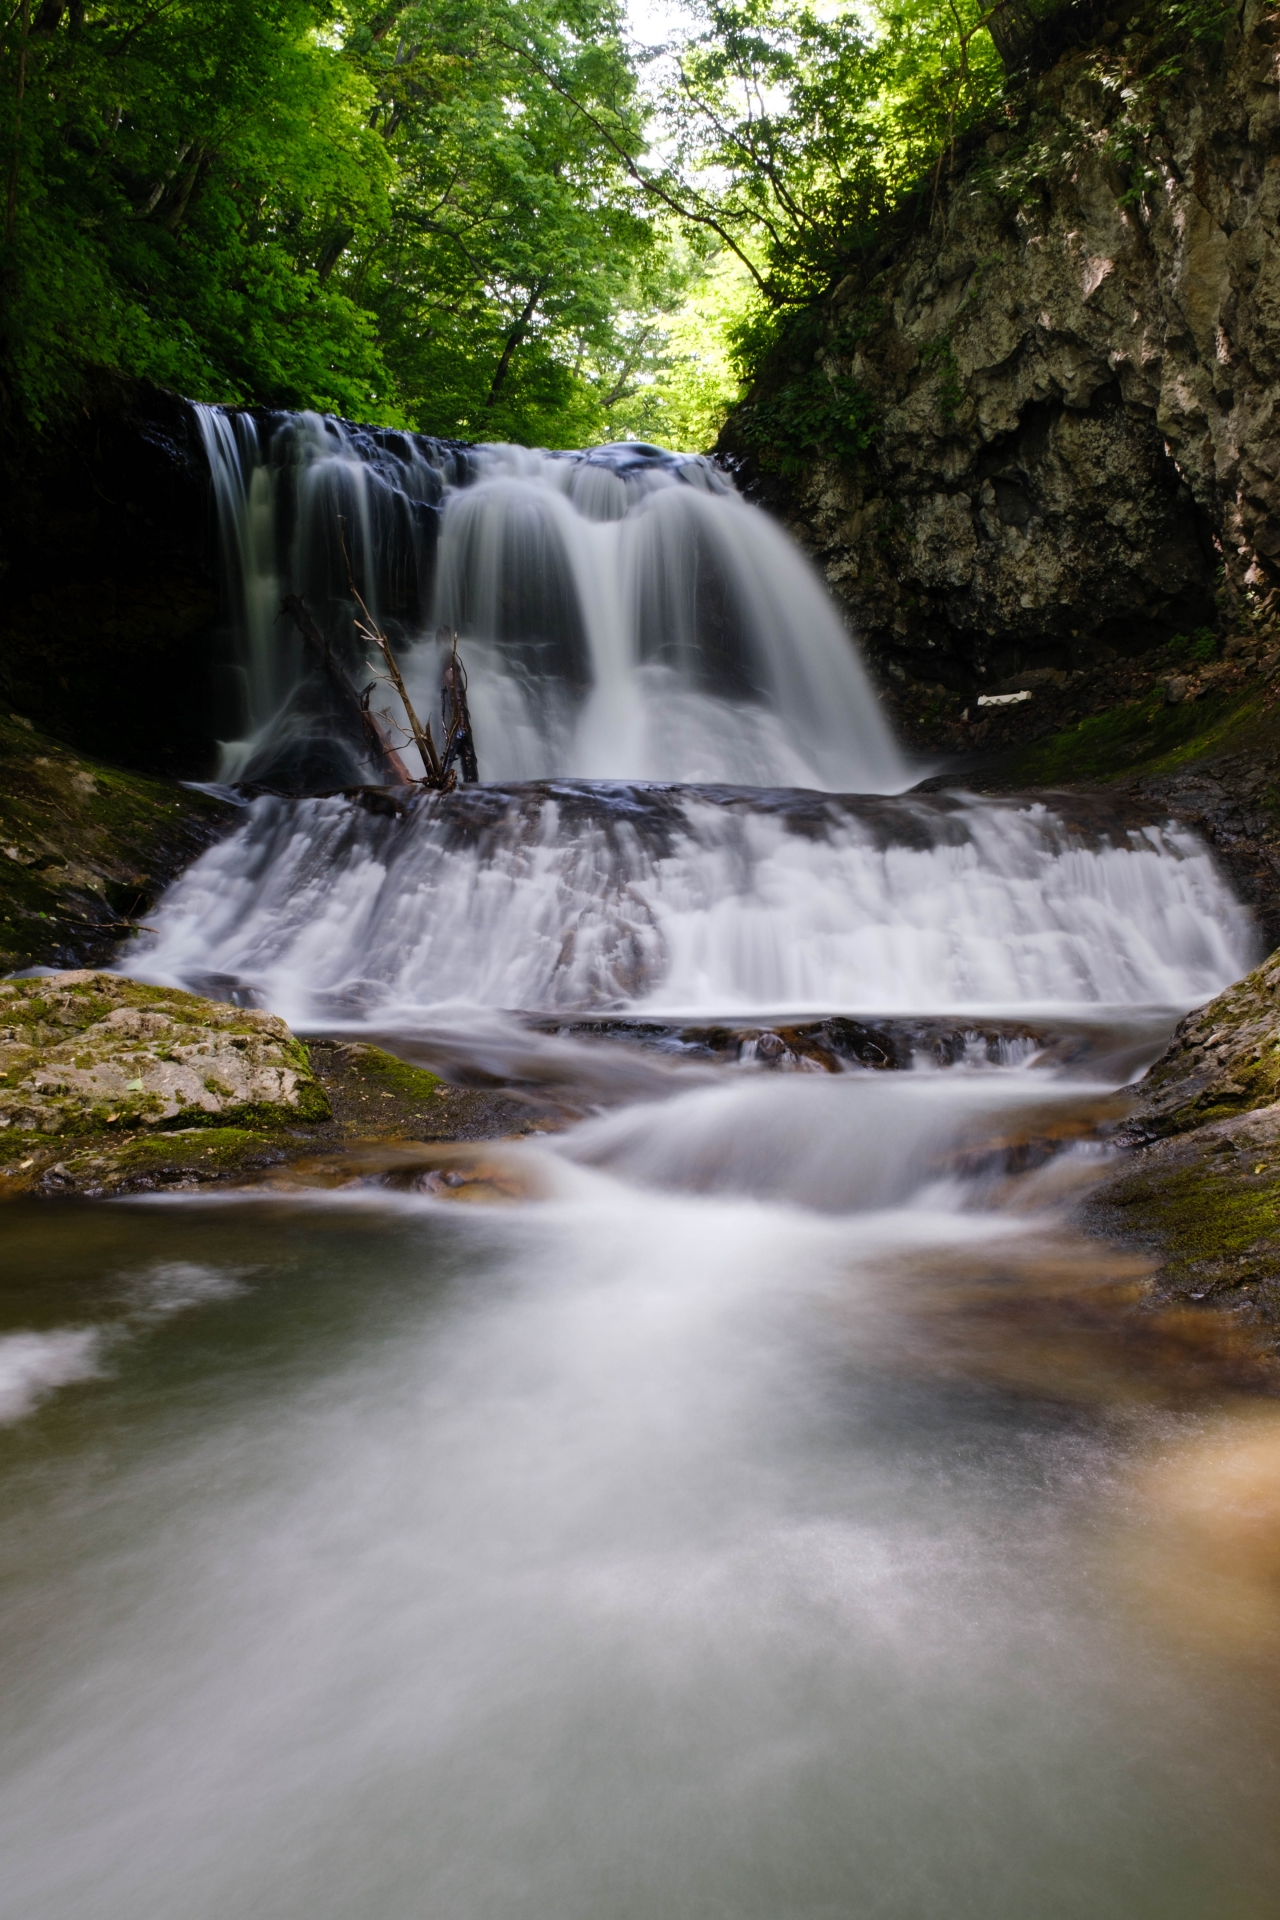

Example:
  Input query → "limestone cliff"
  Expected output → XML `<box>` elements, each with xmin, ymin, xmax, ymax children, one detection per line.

<box><xmin>724</xmin><ymin>0</ymin><xmax>1280</xmax><ymax>745</ymax></box>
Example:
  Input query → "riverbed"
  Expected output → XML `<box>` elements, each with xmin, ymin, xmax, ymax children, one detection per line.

<box><xmin>2</xmin><ymin>777</ymin><xmax>1279</xmax><ymax>1915</ymax></box>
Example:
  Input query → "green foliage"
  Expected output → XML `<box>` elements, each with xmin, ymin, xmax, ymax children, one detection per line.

<box><xmin>1162</xmin><ymin>0</ymin><xmax>1234</xmax><ymax>48</ymax></box>
<box><xmin>0</xmin><ymin>0</ymin><xmax>672</xmax><ymax>442</ymax></box>
<box><xmin>613</xmin><ymin>0</ymin><xmax>1008</xmax><ymax>460</ymax></box>
<box><xmin>1167</xmin><ymin>626</ymin><xmax>1219</xmax><ymax>665</ymax></box>
<box><xmin>646</xmin><ymin>0</ymin><xmax>1004</xmax><ymax>316</ymax></box>
<box><xmin>734</xmin><ymin>361</ymin><xmax>875</xmax><ymax>474</ymax></box>
<box><xmin>0</xmin><ymin>0</ymin><xmax>1200</xmax><ymax>456</ymax></box>
<box><xmin>1</xmin><ymin>0</ymin><xmax>401</xmax><ymax>422</ymax></box>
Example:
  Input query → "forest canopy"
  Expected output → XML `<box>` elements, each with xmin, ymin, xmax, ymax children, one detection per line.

<box><xmin>0</xmin><ymin>0</ymin><xmax>1081</xmax><ymax>446</ymax></box>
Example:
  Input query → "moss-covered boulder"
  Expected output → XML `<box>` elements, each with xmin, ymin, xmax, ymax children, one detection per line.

<box><xmin>0</xmin><ymin>972</ymin><xmax>329</xmax><ymax>1136</ymax></box>
<box><xmin>1090</xmin><ymin>953</ymin><xmax>1280</xmax><ymax>1327</ymax></box>
<box><xmin>1123</xmin><ymin>952</ymin><xmax>1280</xmax><ymax>1143</ymax></box>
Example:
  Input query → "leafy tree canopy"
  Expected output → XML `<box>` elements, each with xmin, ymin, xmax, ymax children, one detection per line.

<box><xmin>4</xmin><ymin>0</ymin><xmax>1186</xmax><ymax>447</ymax></box>
<box><xmin>0</xmin><ymin>0</ymin><xmax>695</xmax><ymax>440</ymax></box>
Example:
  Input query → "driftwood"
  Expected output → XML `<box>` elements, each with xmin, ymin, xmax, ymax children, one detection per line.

<box><xmin>439</xmin><ymin>627</ymin><xmax>479</xmax><ymax>784</ymax></box>
<box><xmin>278</xmin><ymin>594</ymin><xmax>414</xmax><ymax>785</ymax></box>
<box><xmin>338</xmin><ymin>521</ymin><xmax>463</xmax><ymax>791</ymax></box>
<box><xmin>354</xmin><ymin>606</ymin><xmax>449</xmax><ymax>787</ymax></box>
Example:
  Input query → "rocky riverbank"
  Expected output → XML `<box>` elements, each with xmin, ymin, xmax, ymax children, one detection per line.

<box><xmin>0</xmin><ymin>972</ymin><xmax>550</xmax><ymax>1199</ymax></box>
<box><xmin>1089</xmin><ymin>951</ymin><xmax>1280</xmax><ymax>1344</ymax></box>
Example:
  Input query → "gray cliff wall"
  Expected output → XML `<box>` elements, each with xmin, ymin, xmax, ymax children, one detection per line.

<box><xmin>724</xmin><ymin>1</ymin><xmax>1280</xmax><ymax>734</ymax></box>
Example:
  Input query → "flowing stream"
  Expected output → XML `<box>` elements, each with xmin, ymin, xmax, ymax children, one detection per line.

<box><xmin>3</xmin><ymin>422</ymin><xmax>1280</xmax><ymax>1916</ymax></box>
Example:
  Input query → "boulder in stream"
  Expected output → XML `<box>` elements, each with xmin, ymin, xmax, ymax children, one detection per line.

<box><xmin>1090</xmin><ymin>952</ymin><xmax>1280</xmax><ymax>1332</ymax></box>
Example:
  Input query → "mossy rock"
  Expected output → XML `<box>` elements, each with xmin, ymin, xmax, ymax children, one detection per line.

<box><xmin>1126</xmin><ymin>950</ymin><xmax>1280</xmax><ymax>1141</ymax></box>
<box><xmin>0</xmin><ymin>708</ymin><xmax>232</xmax><ymax>976</ymax></box>
<box><xmin>1089</xmin><ymin>949</ymin><xmax>1280</xmax><ymax>1325</ymax></box>
<box><xmin>0</xmin><ymin>971</ymin><xmax>330</xmax><ymax>1137</ymax></box>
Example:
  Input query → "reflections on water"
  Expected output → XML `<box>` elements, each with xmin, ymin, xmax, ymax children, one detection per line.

<box><xmin>1</xmin><ymin>1019</ymin><xmax>1279</xmax><ymax>1918</ymax></box>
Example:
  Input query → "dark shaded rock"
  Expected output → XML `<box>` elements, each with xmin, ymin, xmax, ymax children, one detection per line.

<box><xmin>534</xmin><ymin>1011</ymin><xmax>1152</xmax><ymax>1077</ymax></box>
<box><xmin>0</xmin><ymin>373</ymin><xmax>218</xmax><ymax>777</ymax></box>
<box><xmin>0</xmin><ymin>708</ymin><xmax>234</xmax><ymax>973</ymax></box>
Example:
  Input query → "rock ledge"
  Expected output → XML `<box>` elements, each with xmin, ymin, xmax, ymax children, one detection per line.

<box><xmin>0</xmin><ymin>972</ymin><xmax>329</xmax><ymax>1136</ymax></box>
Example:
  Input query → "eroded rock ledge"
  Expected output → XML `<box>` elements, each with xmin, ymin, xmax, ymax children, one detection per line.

<box><xmin>1090</xmin><ymin>949</ymin><xmax>1280</xmax><ymax>1334</ymax></box>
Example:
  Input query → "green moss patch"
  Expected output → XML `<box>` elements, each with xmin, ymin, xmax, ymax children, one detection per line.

<box><xmin>0</xmin><ymin>1125</ymin><xmax>290</xmax><ymax>1198</ymax></box>
<box><xmin>0</xmin><ymin>709</ymin><xmax>231</xmax><ymax>974</ymax></box>
<box><xmin>337</xmin><ymin>1044</ymin><xmax>442</xmax><ymax>1102</ymax></box>
<box><xmin>993</xmin><ymin>683</ymin><xmax>1267</xmax><ymax>790</ymax></box>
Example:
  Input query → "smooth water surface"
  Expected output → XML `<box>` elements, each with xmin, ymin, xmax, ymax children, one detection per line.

<box><xmin>1</xmin><ymin>1050</ymin><xmax>1279</xmax><ymax>1918</ymax></box>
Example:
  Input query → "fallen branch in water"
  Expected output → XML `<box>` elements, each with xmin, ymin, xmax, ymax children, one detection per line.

<box><xmin>338</xmin><ymin>520</ymin><xmax>452</xmax><ymax>790</ymax></box>
<box><xmin>278</xmin><ymin>593</ymin><xmax>414</xmax><ymax>785</ymax></box>
<box><xmin>439</xmin><ymin>627</ymin><xmax>479</xmax><ymax>785</ymax></box>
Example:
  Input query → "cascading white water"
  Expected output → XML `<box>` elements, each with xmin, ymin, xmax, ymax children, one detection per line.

<box><xmin>130</xmin><ymin>784</ymin><xmax>1256</xmax><ymax>1023</ymax></box>
<box><xmin>193</xmin><ymin>410</ymin><xmax>906</xmax><ymax>793</ymax></box>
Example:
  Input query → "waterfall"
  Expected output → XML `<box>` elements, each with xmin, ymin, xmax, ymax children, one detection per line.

<box><xmin>131</xmin><ymin>783</ymin><xmax>1256</xmax><ymax>1024</ymax></box>
<box><xmin>193</xmin><ymin>410</ymin><xmax>906</xmax><ymax>794</ymax></box>
<box><xmin>6</xmin><ymin>421</ymin><xmax>1276</xmax><ymax>1920</ymax></box>
<box><xmin>153</xmin><ymin>409</ymin><xmax>1261</xmax><ymax>1031</ymax></box>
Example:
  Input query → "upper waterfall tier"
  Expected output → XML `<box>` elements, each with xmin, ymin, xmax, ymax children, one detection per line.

<box><xmin>195</xmin><ymin>409</ymin><xmax>907</xmax><ymax>794</ymax></box>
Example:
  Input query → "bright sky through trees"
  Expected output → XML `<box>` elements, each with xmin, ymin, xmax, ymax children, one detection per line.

<box><xmin>0</xmin><ymin>0</ymin><xmax>1012</xmax><ymax>447</ymax></box>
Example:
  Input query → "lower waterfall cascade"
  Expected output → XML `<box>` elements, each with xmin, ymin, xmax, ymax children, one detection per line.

<box><xmin>3</xmin><ymin>423</ymin><xmax>1279</xmax><ymax>1920</ymax></box>
<box><xmin>131</xmin><ymin>783</ymin><xmax>1254</xmax><ymax>1024</ymax></box>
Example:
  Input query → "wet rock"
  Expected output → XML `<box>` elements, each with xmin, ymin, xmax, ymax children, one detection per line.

<box><xmin>537</xmin><ymin>1011</ymin><xmax>1152</xmax><ymax>1077</ymax></box>
<box><xmin>0</xmin><ymin>972</ymin><xmax>330</xmax><ymax>1136</ymax></box>
<box><xmin>1088</xmin><ymin>949</ymin><xmax>1280</xmax><ymax>1331</ymax></box>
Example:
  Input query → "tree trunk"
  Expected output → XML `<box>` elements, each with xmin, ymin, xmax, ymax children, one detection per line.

<box><xmin>156</xmin><ymin>146</ymin><xmax>213</xmax><ymax>233</ymax></box>
<box><xmin>317</xmin><ymin>224</ymin><xmax>353</xmax><ymax>283</ymax></box>
<box><xmin>486</xmin><ymin>282</ymin><xmax>545</xmax><ymax>408</ymax></box>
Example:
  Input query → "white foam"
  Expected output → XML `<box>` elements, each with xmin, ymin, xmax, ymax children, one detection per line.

<box><xmin>0</xmin><ymin>1329</ymin><xmax>104</xmax><ymax>1423</ymax></box>
<box><xmin>125</xmin><ymin>789</ymin><xmax>1257</xmax><ymax>1023</ymax></box>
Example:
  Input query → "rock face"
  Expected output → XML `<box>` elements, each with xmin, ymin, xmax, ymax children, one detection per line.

<box><xmin>0</xmin><ymin>375</ymin><xmax>218</xmax><ymax>777</ymax></box>
<box><xmin>1090</xmin><ymin>948</ymin><xmax>1280</xmax><ymax>1325</ymax></box>
<box><xmin>0</xmin><ymin>709</ymin><xmax>234</xmax><ymax>974</ymax></box>
<box><xmin>724</xmin><ymin>1</ymin><xmax>1280</xmax><ymax>731</ymax></box>
<box><xmin>0</xmin><ymin>972</ymin><xmax>330</xmax><ymax>1135</ymax></box>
